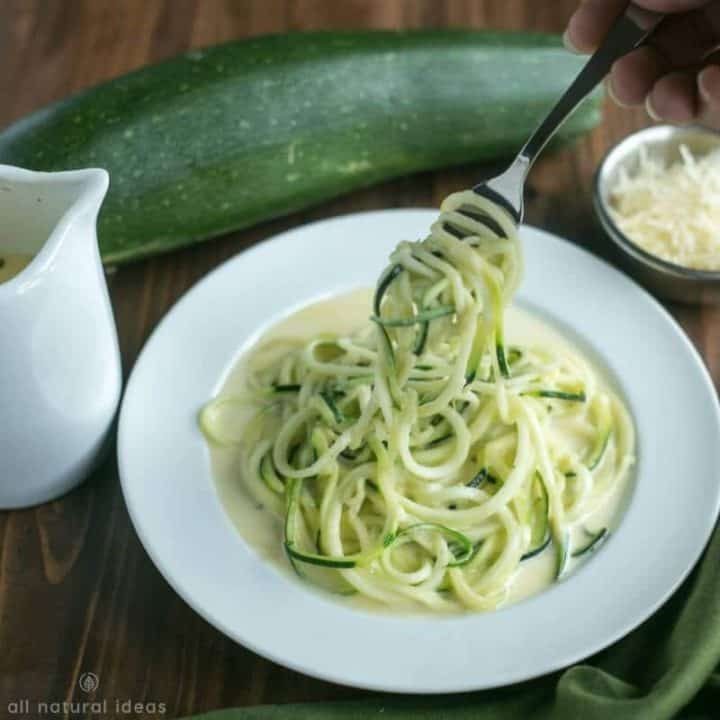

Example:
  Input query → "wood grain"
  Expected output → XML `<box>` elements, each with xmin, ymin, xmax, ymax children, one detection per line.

<box><xmin>0</xmin><ymin>2</ymin><xmax>718</xmax><ymax>718</ymax></box>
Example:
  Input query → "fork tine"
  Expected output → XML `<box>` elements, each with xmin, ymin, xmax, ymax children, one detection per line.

<box><xmin>473</xmin><ymin>183</ymin><xmax>522</xmax><ymax>226</ymax></box>
<box><xmin>456</xmin><ymin>204</ymin><xmax>509</xmax><ymax>239</ymax></box>
<box><xmin>473</xmin><ymin>157</ymin><xmax>527</xmax><ymax>226</ymax></box>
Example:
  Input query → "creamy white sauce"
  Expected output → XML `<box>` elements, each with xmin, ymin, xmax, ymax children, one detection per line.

<box><xmin>0</xmin><ymin>252</ymin><xmax>33</xmax><ymax>284</ymax></box>
<box><xmin>210</xmin><ymin>288</ymin><xmax>632</xmax><ymax>613</ymax></box>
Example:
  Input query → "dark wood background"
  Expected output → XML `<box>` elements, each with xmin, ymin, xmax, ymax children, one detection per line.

<box><xmin>1</xmin><ymin>1</ymin><xmax>718</xmax><ymax>718</ymax></box>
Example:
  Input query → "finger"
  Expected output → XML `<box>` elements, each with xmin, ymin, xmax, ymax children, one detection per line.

<box><xmin>644</xmin><ymin>4</ymin><xmax>720</xmax><ymax>68</ymax></box>
<box><xmin>647</xmin><ymin>71</ymin><xmax>699</xmax><ymax>122</ymax></box>
<box><xmin>609</xmin><ymin>45</ymin><xmax>668</xmax><ymax>106</ymax></box>
<box><xmin>565</xmin><ymin>0</ymin><xmax>628</xmax><ymax>53</ymax></box>
<box><xmin>697</xmin><ymin>63</ymin><xmax>720</xmax><ymax>129</ymax></box>
<box><xmin>565</xmin><ymin>0</ymin><xmax>714</xmax><ymax>56</ymax></box>
<box><xmin>635</xmin><ymin>0</ymin><xmax>708</xmax><ymax>12</ymax></box>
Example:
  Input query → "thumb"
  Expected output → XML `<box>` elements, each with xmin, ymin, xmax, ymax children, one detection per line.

<box><xmin>634</xmin><ymin>0</ymin><xmax>708</xmax><ymax>12</ymax></box>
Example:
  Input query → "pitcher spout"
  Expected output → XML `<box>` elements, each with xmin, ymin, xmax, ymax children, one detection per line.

<box><xmin>55</xmin><ymin>167</ymin><xmax>110</xmax><ymax>227</ymax></box>
<box><xmin>0</xmin><ymin>165</ymin><xmax>109</xmax><ymax>289</ymax></box>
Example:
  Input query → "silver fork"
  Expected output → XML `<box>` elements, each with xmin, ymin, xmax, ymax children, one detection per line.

<box><xmin>471</xmin><ymin>4</ymin><xmax>665</xmax><ymax>227</ymax></box>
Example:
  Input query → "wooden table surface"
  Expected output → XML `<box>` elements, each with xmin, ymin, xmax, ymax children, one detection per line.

<box><xmin>1</xmin><ymin>1</ymin><xmax>719</xmax><ymax>718</ymax></box>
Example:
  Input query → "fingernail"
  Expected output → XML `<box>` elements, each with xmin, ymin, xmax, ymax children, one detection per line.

<box><xmin>645</xmin><ymin>95</ymin><xmax>661</xmax><ymax>122</ymax></box>
<box><xmin>607</xmin><ymin>78</ymin><xmax>629</xmax><ymax>108</ymax></box>
<box><xmin>563</xmin><ymin>30</ymin><xmax>580</xmax><ymax>54</ymax></box>
<box><xmin>698</xmin><ymin>69</ymin><xmax>712</xmax><ymax>104</ymax></box>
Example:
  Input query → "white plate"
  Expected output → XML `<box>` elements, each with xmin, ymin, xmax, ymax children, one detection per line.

<box><xmin>118</xmin><ymin>210</ymin><xmax>720</xmax><ymax>694</ymax></box>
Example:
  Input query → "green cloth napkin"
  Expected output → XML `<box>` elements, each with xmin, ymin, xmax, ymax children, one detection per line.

<box><xmin>183</xmin><ymin>522</ymin><xmax>720</xmax><ymax>720</ymax></box>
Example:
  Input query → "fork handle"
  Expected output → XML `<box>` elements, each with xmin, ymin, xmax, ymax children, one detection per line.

<box><xmin>519</xmin><ymin>4</ymin><xmax>665</xmax><ymax>169</ymax></box>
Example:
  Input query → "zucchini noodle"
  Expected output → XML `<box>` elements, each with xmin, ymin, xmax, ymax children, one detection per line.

<box><xmin>201</xmin><ymin>190</ymin><xmax>635</xmax><ymax>612</ymax></box>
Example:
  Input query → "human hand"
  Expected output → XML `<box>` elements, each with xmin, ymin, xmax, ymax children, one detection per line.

<box><xmin>565</xmin><ymin>1</ymin><xmax>720</xmax><ymax>127</ymax></box>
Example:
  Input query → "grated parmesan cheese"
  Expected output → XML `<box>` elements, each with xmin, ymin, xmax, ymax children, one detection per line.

<box><xmin>609</xmin><ymin>144</ymin><xmax>720</xmax><ymax>271</ymax></box>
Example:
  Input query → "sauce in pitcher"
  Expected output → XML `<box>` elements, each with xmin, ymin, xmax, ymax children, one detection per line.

<box><xmin>0</xmin><ymin>253</ymin><xmax>33</xmax><ymax>283</ymax></box>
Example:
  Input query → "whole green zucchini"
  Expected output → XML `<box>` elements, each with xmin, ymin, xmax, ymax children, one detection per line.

<box><xmin>0</xmin><ymin>31</ymin><xmax>602</xmax><ymax>264</ymax></box>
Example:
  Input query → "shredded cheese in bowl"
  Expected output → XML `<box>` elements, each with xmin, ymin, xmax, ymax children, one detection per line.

<box><xmin>609</xmin><ymin>144</ymin><xmax>720</xmax><ymax>271</ymax></box>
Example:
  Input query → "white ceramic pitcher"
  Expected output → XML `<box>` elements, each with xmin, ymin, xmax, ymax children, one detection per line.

<box><xmin>0</xmin><ymin>165</ymin><xmax>121</xmax><ymax>508</ymax></box>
